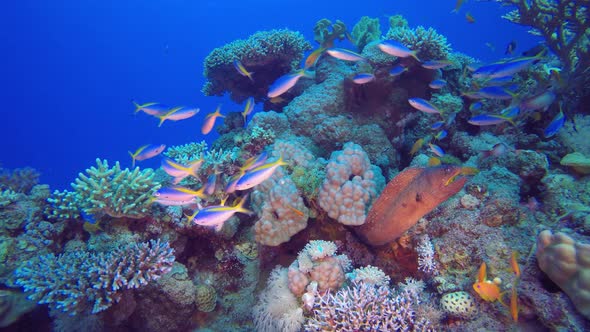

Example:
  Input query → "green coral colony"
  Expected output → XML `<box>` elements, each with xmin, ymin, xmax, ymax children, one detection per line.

<box><xmin>2</xmin><ymin>1</ymin><xmax>590</xmax><ymax>331</ymax></box>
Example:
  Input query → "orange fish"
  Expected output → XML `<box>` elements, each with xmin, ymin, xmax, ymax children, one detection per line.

<box><xmin>473</xmin><ymin>262</ymin><xmax>506</xmax><ymax>304</ymax></box>
<box><xmin>510</xmin><ymin>280</ymin><xmax>519</xmax><ymax>322</ymax></box>
<box><xmin>465</xmin><ymin>12</ymin><xmax>476</xmax><ymax>23</ymax></box>
<box><xmin>304</xmin><ymin>47</ymin><xmax>326</xmax><ymax>69</ymax></box>
<box><xmin>410</xmin><ymin>138</ymin><xmax>425</xmax><ymax>156</ymax></box>
<box><xmin>511</xmin><ymin>251</ymin><xmax>521</xmax><ymax>278</ymax></box>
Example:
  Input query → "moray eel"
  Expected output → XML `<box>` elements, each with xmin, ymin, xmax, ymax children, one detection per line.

<box><xmin>356</xmin><ymin>165</ymin><xmax>467</xmax><ymax>246</ymax></box>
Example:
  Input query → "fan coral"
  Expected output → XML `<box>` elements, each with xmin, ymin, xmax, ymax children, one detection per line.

<box><xmin>318</xmin><ymin>142</ymin><xmax>385</xmax><ymax>226</ymax></box>
<box><xmin>15</xmin><ymin>239</ymin><xmax>174</xmax><ymax>315</ymax></box>
<box><xmin>385</xmin><ymin>25</ymin><xmax>451</xmax><ymax>60</ymax></box>
<box><xmin>70</xmin><ymin>159</ymin><xmax>160</xmax><ymax>219</ymax></box>
<box><xmin>202</xmin><ymin>29</ymin><xmax>311</xmax><ymax>102</ymax></box>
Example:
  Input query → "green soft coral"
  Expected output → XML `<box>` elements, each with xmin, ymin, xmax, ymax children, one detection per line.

<box><xmin>71</xmin><ymin>159</ymin><xmax>160</xmax><ymax>219</ymax></box>
<box><xmin>351</xmin><ymin>16</ymin><xmax>381</xmax><ymax>52</ymax></box>
<box><xmin>313</xmin><ymin>18</ymin><xmax>348</xmax><ymax>48</ymax></box>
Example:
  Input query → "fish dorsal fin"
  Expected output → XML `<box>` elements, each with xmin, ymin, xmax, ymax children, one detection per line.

<box><xmin>365</xmin><ymin>167</ymin><xmax>425</xmax><ymax>225</ymax></box>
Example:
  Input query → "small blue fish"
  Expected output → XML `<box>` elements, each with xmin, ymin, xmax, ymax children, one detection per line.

<box><xmin>408</xmin><ymin>98</ymin><xmax>441</xmax><ymax>114</ymax></box>
<box><xmin>129</xmin><ymin>144</ymin><xmax>166</xmax><ymax>167</ymax></box>
<box><xmin>429</xmin><ymin>143</ymin><xmax>445</xmax><ymax>157</ymax></box>
<box><xmin>378</xmin><ymin>40</ymin><xmax>420</xmax><ymax>61</ymax></box>
<box><xmin>434</xmin><ymin>130</ymin><xmax>447</xmax><ymax>141</ymax></box>
<box><xmin>325</xmin><ymin>48</ymin><xmax>365</xmax><ymax>62</ymax></box>
<box><xmin>352</xmin><ymin>73</ymin><xmax>375</xmax><ymax>84</ymax></box>
<box><xmin>463</xmin><ymin>86</ymin><xmax>515</xmax><ymax>100</ymax></box>
<box><xmin>431</xmin><ymin>121</ymin><xmax>445</xmax><ymax>130</ymax></box>
<box><xmin>204</xmin><ymin>172</ymin><xmax>218</xmax><ymax>196</ymax></box>
<box><xmin>472</xmin><ymin>53</ymin><xmax>543</xmax><ymax>79</ymax></box>
<box><xmin>468</xmin><ymin>114</ymin><xmax>515</xmax><ymax>126</ymax></box>
<box><xmin>235</xmin><ymin>156</ymin><xmax>288</xmax><ymax>191</ymax></box>
<box><xmin>132</xmin><ymin>101</ymin><xmax>170</xmax><ymax>116</ymax></box>
<box><xmin>156</xmin><ymin>106</ymin><xmax>199</xmax><ymax>127</ymax></box>
<box><xmin>520</xmin><ymin>90</ymin><xmax>556</xmax><ymax>112</ymax></box>
<box><xmin>544</xmin><ymin>109</ymin><xmax>565</xmax><ymax>138</ymax></box>
<box><xmin>242</xmin><ymin>97</ymin><xmax>255</xmax><ymax>122</ymax></box>
<box><xmin>153</xmin><ymin>186</ymin><xmax>206</xmax><ymax>206</ymax></box>
<box><xmin>422</xmin><ymin>60</ymin><xmax>453</xmax><ymax>70</ymax></box>
<box><xmin>234</xmin><ymin>59</ymin><xmax>254</xmax><ymax>81</ymax></box>
<box><xmin>469</xmin><ymin>102</ymin><xmax>483</xmax><ymax>111</ymax></box>
<box><xmin>161</xmin><ymin>157</ymin><xmax>203</xmax><ymax>184</ymax></box>
<box><xmin>483</xmin><ymin>76</ymin><xmax>514</xmax><ymax>86</ymax></box>
<box><xmin>185</xmin><ymin>196</ymin><xmax>251</xmax><ymax>232</ymax></box>
<box><xmin>267</xmin><ymin>69</ymin><xmax>310</xmax><ymax>98</ymax></box>
<box><xmin>389</xmin><ymin>65</ymin><xmax>408</xmax><ymax>76</ymax></box>
<box><xmin>241</xmin><ymin>152</ymin><xmax>269</xmax><ymax>172</ymax></box>
<box><xmin>429</xmin><ymin>79</ymin><xmax>447</xmax><ymax>89</ymax></box>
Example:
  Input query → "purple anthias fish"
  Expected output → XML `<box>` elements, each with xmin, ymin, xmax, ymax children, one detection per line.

<box><xmin>129</xmin><ymin>144</ymin><xmax>166</xmax><ymax>167</ymax></box>
<box><xmin>408</xmin><ymin>98</ymin><xmax>441</xmax><ymax>114</ymax></box>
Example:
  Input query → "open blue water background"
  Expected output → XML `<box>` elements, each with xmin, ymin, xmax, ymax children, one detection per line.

<box><xmin>1</xmin><ymin>0</ymin><xmax>539</xmax><ymax>190</ymax></box>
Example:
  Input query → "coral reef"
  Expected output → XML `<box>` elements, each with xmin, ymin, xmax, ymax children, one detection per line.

<box><xmin>66</xmin><ymin>159</ymin><xmax>160</xmax><ymax>219</ymax></box>
<box><xmin>202</xmin><ymin>29</ymin><xmax>312</xmax><ymax>102</ymax></box>
<box><xmin>492</xmin><ymin>0</ymin><xmax>589</xmax><ymax>96</ymax></box>
<box><xmin>15</xmin><ymin>239</ymin><xmax>174</xmax><ymax>315</ymax></box>
<box><xmin>313</xmin><ymin>19</ymin><xmax>348</xmax><ymax>48</ymax></box>
<box><xmin>385</xmin><ymin>24</ymin><xmax>452</xmax><ymax>60</ymax></box>
<box><xmin>318</xmin><ymin>142</ymin><xmax>385</xmax><ymax>226</ymax></box>
<box><xmin>536</xmin><ymin>230</ymin><xmax>590</xmax><ymax>319</ymax></box>
<box><xmin>351</xmin><ymin>16</ymin><xmax>381</xmax><ymax>52</ymax></box>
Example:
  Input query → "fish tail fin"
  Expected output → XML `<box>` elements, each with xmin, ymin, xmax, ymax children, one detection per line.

<box><xmin>411</xmin><ymin>51</ymin><xmax>421</xmax><ymax>62</ymax></box>
<box><xmin>157</xmin><ymin>115</ymin><xmax>166</xmax><ymax>127</ymax></box>
<box><xmin>248</xmin><ymin>72</ymin><xmax>255</xmax><ymax>82</ymax></box>
<box><xmin>132</xmin><ymin>100</ymin><xmax>142</xmax><ymax>113</ymax></box>
<box><xmin>128</xmin><ymin>151</ymin><xmax>136</xmax><ymax>168</ymax></box>
<box><xmin>184</xmin><ymin>212</ymin><xmax>196</xmax><ymax>224</ymax></box>
<box><xmin>233</xmin><ymin>195</ymin><xmax>252</xmax><ymax>215</ymax></box>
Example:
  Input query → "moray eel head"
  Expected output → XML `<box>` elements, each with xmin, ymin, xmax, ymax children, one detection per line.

<box><xmin>356</xmin><ymin>165</ymin><xmax>467</xmax><ymax>246</ymax></box>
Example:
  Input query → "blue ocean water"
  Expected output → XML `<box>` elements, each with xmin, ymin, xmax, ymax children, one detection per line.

<box><xmin>2</xmin><ymin>0</ymin><xmax>538</xmax><ymax>190</ymax></box>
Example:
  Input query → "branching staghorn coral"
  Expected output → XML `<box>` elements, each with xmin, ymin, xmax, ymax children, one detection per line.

<box><xmin>485</xmin><ymin>0</ymin><xmax>589</xmax><ymax>95</ymax></box>
<box><xmin>71</xmin><ymin>159</ymin><xmax>160</xmax><ymax>219</ymax></box>
<box><xmin>15</xmin><ymin>239</ymin><xmax>174</xmax><ymax>315</ymax></box>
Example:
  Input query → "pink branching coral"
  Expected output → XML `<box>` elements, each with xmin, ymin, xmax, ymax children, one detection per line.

<box><xmin>304</xmin><ymin>282</ymin><xmax>433</xmax><ymax>331</ymax></box>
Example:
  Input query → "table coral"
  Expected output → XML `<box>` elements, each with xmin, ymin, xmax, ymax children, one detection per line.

<box><xmin>202</xmin><ymin>29</ymin><xmax>311</xmax><ymax>102</ymax></box>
